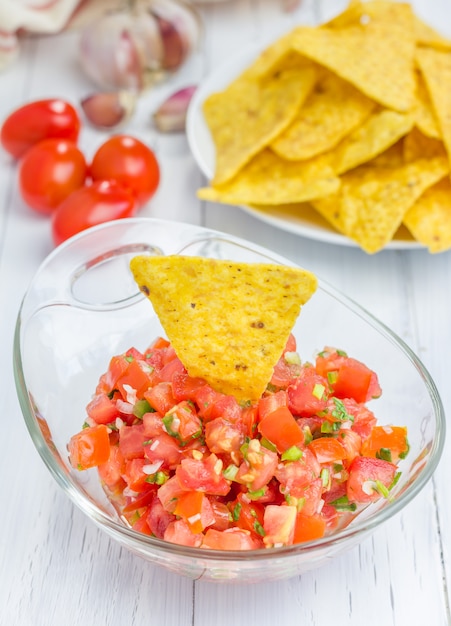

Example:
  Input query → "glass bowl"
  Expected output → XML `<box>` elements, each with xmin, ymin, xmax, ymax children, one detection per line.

<box><xmin>13</xmin><ymin>217</ymin><xmax>445</xmax><ymax>583</ymax></box>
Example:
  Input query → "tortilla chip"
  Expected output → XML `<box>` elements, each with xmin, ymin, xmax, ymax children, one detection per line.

<box><xmin>311</xmin><ymin>156</ymin><xmax>449</xmax><ymax>253</ymax></box>
<box><xmin>416</xmin><ymin>47</ymin><xmax>451</xmax><ymax>169</ymax></box>
<box><xmin>413</xmin><ymin>70</ymin><xmax>441</xmax><ymax>139</ymax></box>
<box><xmin>369</xmin><ymin>140</ymin><xmax>405</xmax><ymax>168</ymax></box>
<box><xmin>329</xmin><ymin>109</ymin><xmax>414</xmax><ymax>175</ymax></box>
<box><xmin>290</xmin><ymin>13</ymin><xmax>416</xmax><ymax>112</ymax></box>
<box><xmin>403</xmin><ymin>178</ymin><xmax>451</xmax><ymax>253</ymax></box>
<box><xmin>271</xmin><ymin>69</ymin><xmax>375</xmax><ymax>161</ymax></box>
<box><xmin>204</xmin><ymin>65</ymin><xmax>317</xmax><ymax>186</ymax></box>
<box><xmin>403</xmin><ymin>127</ymin><xmax>447</xmax><ymax>162</ymax></box>
<box><xmin>326</xmin><ymin>0</ymin><xmax>413</xmax><ymax>30</ymax></box>
<box><xmin>414</xmin><ymin>15</ymin><xmax>451</xmax><ymax>51</ymax></box>
<box><xmin>197</xmin><ymin>148</ymin><xmax>340</xmax><ymax>206</ymax></box>
<box><xmin>130</xmin><ymin>255</ymin><xmax>318</xmax><ymax>402</ymax></box>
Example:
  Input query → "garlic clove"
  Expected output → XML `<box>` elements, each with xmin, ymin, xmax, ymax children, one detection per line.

<box><xmin>149</xmin><ymin>0</ymin><xmax>202</xmax><ymax>72</ymax></box>
<box><xmin>81</xmin><ymin>91</ymin><xmax>137</xmax><ymax>129</ymax></box>
<box><xmin>153</xmin><ymin>85</ymin><xmax>197</xmax><ymax>133</ymax></box>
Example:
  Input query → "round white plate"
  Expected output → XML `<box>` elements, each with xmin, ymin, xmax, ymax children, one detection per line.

<box><xmin>186</xmin><ymin>43</ymin><xmax>423</xmax><ymax>250</ymax></box>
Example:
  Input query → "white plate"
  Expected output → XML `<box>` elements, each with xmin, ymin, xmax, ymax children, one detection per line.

<box><xmin>186</xmin><ymin>43</ymin><xmax>423</xmax><ymax>250</ymax></box>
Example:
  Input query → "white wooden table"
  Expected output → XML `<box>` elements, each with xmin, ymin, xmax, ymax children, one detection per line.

<box><xmin>1</xmin><ymin>1</ymin><xmax>450</xmax><ymax>624</ymax></box>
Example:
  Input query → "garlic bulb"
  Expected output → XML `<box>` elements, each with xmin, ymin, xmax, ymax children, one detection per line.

<box><xmin>78</xmin><ymin>0</ymin><xmax>202</xmax><ymax>91</ymax></box>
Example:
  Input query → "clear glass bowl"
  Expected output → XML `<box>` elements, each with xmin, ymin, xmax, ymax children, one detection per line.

<box><xmin>13</xmin><ymin>218</ymin><xmax>445</xmax><ymax>583</ymax></box>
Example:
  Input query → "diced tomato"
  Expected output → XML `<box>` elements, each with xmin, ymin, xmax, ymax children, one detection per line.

<box><xmin>157</xmin><ymin>356</ymin><xmax>185</xmax><ymax>384</ymax></box>
<box><xmin>193</xmin><ymin>385</ymin><xmax>241</xmax><ymax>423</ymax></box>
<box><xmin>164</xmin><ymin>401</ymin><xmax>202</xmax><ymax>444</ymax></box>
<box><xmin>123</xmin><ymin>487</ymin><xmax>157</xmax><ymax>513</ymax></box>
<box><xmin>86</xmin><ymin>392</ymin><xmax>119</xmax><ymax>425</ymax></box>
<box><xmin>241</xmin><ymin>405</ymin><xmax>259</xmax><ymax>438</ymax></box>
<box><xmin>143</xmin><ymin>433</ymin><xmax>182</xmax><ymax>468</ymax></box>
<box><xmin>131</xmin><ymin>513</ymin><xmax>152</xmax><ymax>536</ymax></box>
<box><xmin>293</xmin><ymin>512</ymin><xmax>326</xmax><ymax>543</ymax></box>
<box><xmin>230</xmin><ymin>492</ymin><xmax>265</xmax><ymax>538</ymax></box>
<box><xmin>263</xmin><ymin>504</ymin><xmax>297</xmax><ymax>547</ymax></box>
<box><xmin>337</xmin><ymin>428</ymin><xmax>362</xmax><ymax>462</ymax></box>
<box><xmin>347</xmin><ymin>456</ymin><xmax>397</xmax><ymax>503</ymax></box>
<box><xmin>142</xmin><ymin>412</ymin><xmax>165</xmax><ymax>438</ymax></box>
<box><xmin>147</xmin><ymin>336</ymin><xmax>170</xmax><ymax>351</ymax></box>
<box><xmin>164</xmin><ymin>519</ymin><xmax>203</xmax><ymax>547</ymax></box>
<box><xmin>122</xmin><ymin>458</ymin><xmax>152</xmax><ymax>492</ymax></box>
<box><xmin>308</xmin><ymin>437</ymin><xmax>347</xmax><ymax>464</ymax></box>
<box><xmin>176</xmin><ymin>454</ymin><xmax>231</xmax><ymax>496</ymax></box>
<box><xmin>98</xmin><ymin>444</ymin><xmax>126</xmax><ymax>490</ymax></box>
<box><xmin>202</xmin><ymin>528</ymin><xmax>262</xmax><ymax>550</ymax></box>
<box><xmin>174</xmin><ymin>490</ymin><xmax>216</xmax><ymax>533</ymax></box>
<box><xmin>361</xmin><ymin>425</ymin><xmax>409</xmax><ymax>462</ymax></box>
<box><xmin>118</xmin><ymin>423</ymin><xmax>147</xmax><ymax>460</ymax></box>
<box><xmin>99</xmin><ymin>355</ymin><xmax>130</xmax><ymax>394</ymax></box>
<box><xmin>144</xmin><ymin>382</ymin><xmax>175</xmax><ymax>415</ymax></box>
<box><xmin>236</xmin><ymin>439</ymin><xmax>278</xmax><ymax>490</ymax></box>
<box><xmin>258</xmin><ymin>406</ymin><xmax>304</xmax><ymax>452</ymax></box>
<box><xmin>205</xmin><ymin>417</ymin><xmax>245</xmax><ymax>455</ymax></box>
<box><xmin>298</xmin><ymin>477</ymin><xmax>323</xmax><ymax>516</ymax></box>
<box><xmin>209</xmin><ymin>499</ymin><xmax>232</xmax><ymax>531</ymax></box>
<box><xmin>116</xmin><ymin>358</ymin><xmax>153</xmax><ymax>401</ymax></box>
<box><xmin>258</xmin><ymin>390</ymin><xmax>288</xmax><ymax>421</ymax></box>
<box><xmin>270</xmin><ymin>355</ymin><xmax>302</xmax><ymax>388</ymax></box>
<box><xmin>171</xmin><ymin>370</ymin><xmax>207</xmax><ymax>402</ymax></box>
<box><xmin>316</xmin><ymin>349</ymin><xmax>381</xmax><ymax>403</ymax></box>
<box><xmin>68</xmin><ymin>424</ymin><xmax>110</xmax><ymax>470</ymax></box>
<box><xmin>275</xmin><ymin>448</ymin><xmax>321</xmax><ymax>498</ymax></box>
<box><xmin>287</xmin><ymin>367</ymin><xmax>329</xmax><ymax>417</ymax></box>
<box><xmin>146</xmin><ymin>494</ymin><xmax>176</xmax><ymax>538</ymax></box>
<box><xmin>157</xmin><ymin>475</ymin><xmax>186</xmax><ymax>513</ymax></box>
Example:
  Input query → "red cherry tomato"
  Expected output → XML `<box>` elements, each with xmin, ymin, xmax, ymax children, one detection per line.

<box><xmin>19</xmin><ymin>139</ymin><xmax>87</xmax><ymax>215</ymax></box>
<box><xmin>90</xmin><ymin>135</ymin><xmax>160</xmax><ymax>207</ymax></box>
<box><xmin>1</xmin><ymin>99</ymin><xmax>80</xmax><ymax>159</ymax></box>
<box><xmin>51</xmin><ymin>180</ymin><xmax>137</xmax><ymax>246</ymax></box>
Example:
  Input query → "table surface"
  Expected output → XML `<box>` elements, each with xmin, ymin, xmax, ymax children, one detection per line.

<box><xmin>2</xmin><ymin>1</ymin><xmax>451</xmax><ymax>625</ymax></box>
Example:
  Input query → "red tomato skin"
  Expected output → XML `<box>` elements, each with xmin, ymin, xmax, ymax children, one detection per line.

<box><xmin>1</xmin><ymin>99</ymin><xmax>80</xmax><ymax>159</ymax></box>
<box><xmin>19</xmin><ymin>139</ymin><xmax>87</xmax><ymax>214</ymax></box>
<box><xmin>51</xmin><ymin>180</ymin><xmax>137</xmax><ymax>246</ymax></box>
<box><xmin>90</xmin><ymin>135</ymin><xmax>160</xmax><ymax>207</ymax></box>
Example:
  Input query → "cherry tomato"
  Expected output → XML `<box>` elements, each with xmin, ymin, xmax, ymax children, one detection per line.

<box><xmin>51</xmin><ymin>180</ymin><xmax>137</xmax><ymax>245</ymax></box>
<box><xmin>90</xmin><ymin>135</ymin><xmax>160</xmax><ymax>207</ymax></box>
<box><xmin>1</xmin><ymin>99</ymin><xmax>80</xmax><ymax>159</ymax></box>
<box><xmin>19</xmin><ymin>139</ymin><xmax>87</xmax><ymax>215</ymax></box>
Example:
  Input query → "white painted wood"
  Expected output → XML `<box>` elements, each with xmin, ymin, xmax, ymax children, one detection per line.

<box><xmin>1</xmin><ymin>1</ymin><xmax>450</xmax><ymax>625</ymax></box>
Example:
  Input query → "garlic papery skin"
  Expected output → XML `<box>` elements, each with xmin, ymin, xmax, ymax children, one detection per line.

<box><xmin>149</xmin><ymin>0</ymin><xmax>202</xmax><ymax>71</ymax></box>
<box><xmin>153</xmin><ymin>85</ymin><xmax>197</xmax><ymax>132</ymax></box>
<box><xmin>81</xmin><ymin>91</ymin><xmax>137</xmax><ymax>129</ymax></box>
<box><xmin>78</xmin><ymin>0</ymin><xmax>202</xmax><ymax>92</ymax></box>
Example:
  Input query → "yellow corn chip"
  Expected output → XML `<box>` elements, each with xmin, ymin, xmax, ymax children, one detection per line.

<box><xmin>326</xmin><ymin>0</ymin><xmax>412</xmax><ymax>30</ymax></box>
<box><xmin>403</xmin><ymin>178</ymin><xmax>451</xmax><ymax>253</ymax></box>
<box><xmin>130</xmin><ymin>255</ymin><xmax>318</xmax><ymax>402</ymax></box>
<box><xmin>413</xmin><ymin>70</ymin><xmax>441</xmax><ymax>139</ymax></box>
<box><xmin>204</xmin><ymin>65</ymin><xmax>317</xmax><ymax>186</ymax></box>
<box><xmin>271</xmin><ymin>70</ymin><xmax>375</xmax><ymax>161</ymax></box>
<box><xmin>403</xmin><ymin>127</ymin><xmax>447</xmax><ymax>162</ymax></box>
<box><xmin>414</xmin><ymin>15</ymin><xmax>451</xmax><ymax>51</ymax></box>
<box><xmin>197</xmin><ymin>148</ymin><xmax>340</xmax><ymax>206</ymax></box>
<box><xmin>290</xmin><ymin>15</ymin><xmax>416</xmax><ymax>112</ymax></box>
<box><xmin>329</xmin><ymin>109</ymin><xmax>414</xmax><ymax>175</ymax></box>
<box><xmin>416</xmin><ymin>47</ymin><xmax>451</xmax><ymax>170</ymax></box>
<box><xmin>369</xmin><ymin>140</ymin><xmax>405</xmax><ymax>168</ymax></box>
<box><xmin>311</xmin><ymin>156</ymin><xmax>449</xmax><ymax>253</ymax></box>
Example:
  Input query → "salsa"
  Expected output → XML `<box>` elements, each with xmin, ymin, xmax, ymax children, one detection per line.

<box><xmin>68</xmin><ymin>335</ymin><xmax>408</xmax><ymax>550</ymax></box>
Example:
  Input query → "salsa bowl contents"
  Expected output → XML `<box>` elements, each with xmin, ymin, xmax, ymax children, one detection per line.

<box><xmin>69</xmin><ymin>335</ymin><xmax>408</xmax><ymax>550</ymax></box>
<box><xmin>14</xmin><ymin>218</ymin><xmax>445</xmax><ymax>582</ymax></box>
